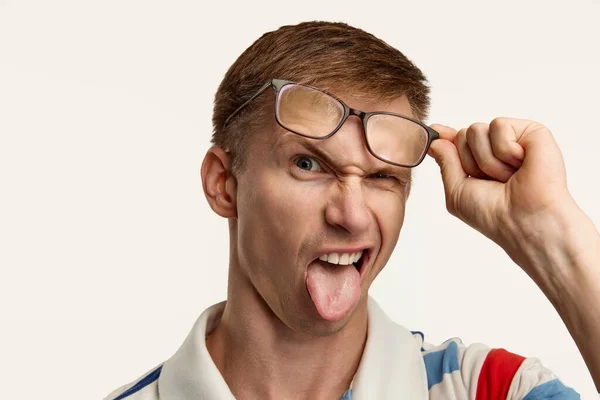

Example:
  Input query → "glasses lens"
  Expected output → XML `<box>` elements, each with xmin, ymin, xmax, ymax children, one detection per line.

<box><xmin>276</xmin><ymin>84</ymin><xmax>344</xmax><ymax>138</ymax></box>
<box><xmin>366</xmin><ymin>114</ymin><xmax>428</xmax><ymax>166</ymax></box>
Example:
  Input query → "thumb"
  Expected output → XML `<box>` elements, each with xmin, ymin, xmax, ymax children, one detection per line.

<box><xmin>427</xmin><ymin>137</ymin><xmax>467</xmax><ymax>193</ymax></box>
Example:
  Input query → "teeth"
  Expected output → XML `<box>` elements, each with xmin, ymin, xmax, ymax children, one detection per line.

<box><xmin>318</xmin><ymin>250</ymin><xmax>364</xmax><ymax>266</ymax></box>
<box><xmin>327</xmin><ymin>253</ymin><xmax>339</xmax><ymax>264</ymax></box>
<box><xmin>339</xmin><ymin>253</ymin><xmax>349</xmax><ymax>265</ymax></box>
<box><xmin>357</xmin><ymin>250</ymin><xmax>363</xmax><ymax>263</ymax></box>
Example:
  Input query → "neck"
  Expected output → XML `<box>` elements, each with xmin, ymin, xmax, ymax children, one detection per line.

<box><xmin>206</xmin><ymin>262</ymin><xmax>368</xmax><ymax>400</ymax></box>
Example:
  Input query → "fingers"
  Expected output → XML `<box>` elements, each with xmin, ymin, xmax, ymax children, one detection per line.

<box><xmin>429</xmin><ymin>119</ymin><xmax>526</xmax><ymax>183</ymax></box>
<box><xmin>489</xmin><ymin>118</ymin><xmax>525</xmax><ymax>168</ymax></box>
<box><xmin>465</xmin><ymin>122</ymin><xmax>517</xmax><ymax>183</ymax></box>
<box><xmin>429</xmin><ymin>124</ymin><xmax>458</xmax><ymax>141</ymax></box>
<box><xmin>454</xmin><ymin>128</ymin><xmax>488</xmax><ymax>179</ymax></box>
<box><xmin>427</xmin><ymin>138</ymin><xmax>467</xmax><ymax>199</ymax></box>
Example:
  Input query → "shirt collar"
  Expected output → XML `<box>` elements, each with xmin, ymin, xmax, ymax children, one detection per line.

<box><xmin>158</xmin><ymin>296</ymin><xmax>428</xmax><ymax>399</ymax></box>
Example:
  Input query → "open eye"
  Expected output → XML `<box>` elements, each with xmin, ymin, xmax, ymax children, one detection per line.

<box><xmin>294</xmin><ymin>156</ymin><xmax>322</xmax><ymax>172</ymax></box>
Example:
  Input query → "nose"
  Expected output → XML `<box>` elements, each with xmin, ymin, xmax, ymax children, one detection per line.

<box><xmin>324</xmin><ymin>181</ymin><xmax>372</xmax><ymax>235</ymax></box>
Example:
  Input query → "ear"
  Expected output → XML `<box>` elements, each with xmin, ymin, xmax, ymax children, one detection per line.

<box><xmin>200</xmin><ymin>146</ymin><xmax>237</xmax><ymax>219</ymax></box>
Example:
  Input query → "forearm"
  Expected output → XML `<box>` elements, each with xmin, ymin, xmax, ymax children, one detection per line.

<box><xmin>513</xmin><ymin>201</ymin><xmax>600</xmax><ymax>390</ymax></box>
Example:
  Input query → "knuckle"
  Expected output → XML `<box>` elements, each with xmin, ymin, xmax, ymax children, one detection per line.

<box><xmin>455</xmin><ymin>128</ymin><xmax>467</xmax><ymax>144</ymax></box>
<box><xmin>490</xmin><ymin>117</ymin><xmax>509</xmax><ymax>128</ymax></box>
<box><xmin>465</xmin><ymin>123</ymin><xmax>488</xmax><ymax>141</ymax></box>
<box><xmin>470</xmin><ymin>122</ymin><xmax>489</xmax><ymax>131</ymax></box>
<box><xmin>526</xmin><ymin>120</ymin><xmax>548</xmax><ymax>132</ymax></box>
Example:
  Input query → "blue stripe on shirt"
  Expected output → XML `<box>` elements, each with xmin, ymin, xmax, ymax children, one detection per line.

<box><xmin>422</xmin><ymin>340</ymin><xmax>460</xmax><ymax>390</ymax></box>
<box><xmin>339</xmin><ymin>388</ymin><xmax>352</xmax><ymax>399</ymax></box>
<box><xmin>523</xmin><ymin>378</ymin><xmax>580</xmax><ymax>399</ymax></box>
<box><xmin>112</xmin><ymin>365</ymin><xmax>163</xmax><ymax>400</ymax></box>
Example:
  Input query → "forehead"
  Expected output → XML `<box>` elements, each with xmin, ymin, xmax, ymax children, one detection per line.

<box><xmin>303</xmin><ymin>81</ymin><xmax>415</xmax><ymax>116</ymax></box>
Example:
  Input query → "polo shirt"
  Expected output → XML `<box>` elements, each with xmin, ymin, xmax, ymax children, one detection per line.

<box><xmin>105</xmin><ymin>297</ymin><xmax>580</xmax><ymax>399</ymax></box>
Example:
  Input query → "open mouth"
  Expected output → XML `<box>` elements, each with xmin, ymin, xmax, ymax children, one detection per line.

<box><xmin>315</xmin><ymin>249</ymin><xmax>368</xmax><ymax>274</ymax></box>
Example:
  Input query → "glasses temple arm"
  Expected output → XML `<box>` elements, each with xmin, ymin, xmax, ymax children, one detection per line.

<box><xmin>223</xmin><ymin>81</ymin><xmax>272</xmax><ymax>128</ymax></box>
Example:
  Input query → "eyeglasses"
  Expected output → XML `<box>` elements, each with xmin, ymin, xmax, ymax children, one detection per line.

<box><xmin>223</xmin><ymin>79</ymin><xmax>439</xmax><ymax>168</ymax></box>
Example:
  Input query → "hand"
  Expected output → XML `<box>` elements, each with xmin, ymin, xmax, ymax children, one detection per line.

<box><xmin>427</xmin><ymin>117</ymin><xmax>577</xmax><ymax>268</ymax></box>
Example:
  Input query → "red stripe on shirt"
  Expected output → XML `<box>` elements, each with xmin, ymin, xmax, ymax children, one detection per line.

<box><xmin>475</xmin><ymin>348</ymin><xmax>526</xmax><ymax>400</ymax></box>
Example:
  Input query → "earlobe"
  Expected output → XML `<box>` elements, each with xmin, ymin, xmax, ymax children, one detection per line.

<box><xmin>200</xmin><ymin>146</ymin><xmax>237</xmax><ymax>219</ymax></box>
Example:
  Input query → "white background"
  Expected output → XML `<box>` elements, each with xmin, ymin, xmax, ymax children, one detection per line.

<box><xmin>1</xmin><ymin>0</ymin><xmax>599</xmax><ymax>398</ymax></box>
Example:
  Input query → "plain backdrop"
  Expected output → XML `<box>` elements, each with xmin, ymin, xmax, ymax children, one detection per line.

<box><xmin>1</xmin><ymin>0</ymin><xmax>599</xmax><ymax>398</ymax></box>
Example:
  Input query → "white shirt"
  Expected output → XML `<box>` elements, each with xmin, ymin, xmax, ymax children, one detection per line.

<box><xmin>105</xmin><ymin>297</ymin><xmax>428</xmax><ymax>399</ymax></box>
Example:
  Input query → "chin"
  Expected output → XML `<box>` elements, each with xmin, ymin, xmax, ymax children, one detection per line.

<box><xmin>306</xmin><ymin>319</ymin><xmax>351</xmax><ymax>337</ymax></box>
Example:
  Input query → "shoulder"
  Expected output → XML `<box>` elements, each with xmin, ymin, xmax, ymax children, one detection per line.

<box><xmin>410</xmin><ymin>332</ymin><xmax>580</xmax><ymax>399</ymax></box>
<box><xmin>103</xmin><ymin>365</ymin><xmax>162</xmax><ymax>400</ymax></box>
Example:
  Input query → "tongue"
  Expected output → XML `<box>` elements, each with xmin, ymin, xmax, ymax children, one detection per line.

<box><xmin>306</xmin><ymin>261</ymin><xmax>361</xmax><ymax>321</ymax></box>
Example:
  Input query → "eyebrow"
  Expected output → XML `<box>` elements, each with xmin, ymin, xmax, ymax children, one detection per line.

<box><xmin>272</xmin><ymin>132</ymin><xmax>412</xmax><ymax>183</ymax></box>
<box><xmin>275</xmin><ymin>134</ymin><xmax>334</xmax><ymax>163</ymax></box>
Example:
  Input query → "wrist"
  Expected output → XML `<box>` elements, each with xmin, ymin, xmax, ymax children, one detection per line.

<box><xmin>502</xmin><ymin>195</ymin><xmax>600</xmax><ymax>300</ymax></box>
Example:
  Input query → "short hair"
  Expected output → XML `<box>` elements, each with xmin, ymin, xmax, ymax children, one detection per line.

<box><xmin>212</xmin><ymin>21</ymin><xmax>431</xmax><ymax>173</ymax></box>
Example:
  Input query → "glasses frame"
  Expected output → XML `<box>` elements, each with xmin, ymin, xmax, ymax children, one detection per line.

<box><xmin>223</xmin><ymin>78</ymin><xmax>439</xmax><ymax>168</ymax></box>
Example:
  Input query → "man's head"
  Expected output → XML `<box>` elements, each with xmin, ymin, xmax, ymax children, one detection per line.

<box><xmin>202</xmin><ymin>21</ymin><xmax>431</xmax><ymax>335</ymax></box>
<box><xmin>212</xmin><ymin>21</ymin><xmax>431</xmax><ymax>173</ymax></box>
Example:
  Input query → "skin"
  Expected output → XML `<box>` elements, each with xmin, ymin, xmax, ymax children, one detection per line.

<box><xmin>428</xmin><ymin>120</ymin><xmax>600</xmax><ymax>392</ymax></box>
<box><xmin>202</xmin><ymin>94</ymin><xmax>413</xmax><ymax>399</ymax></box>
<box><xmin>202</xmin><ymin>90</ymin><xmax>600</xmax><ymax>398</ymax></box>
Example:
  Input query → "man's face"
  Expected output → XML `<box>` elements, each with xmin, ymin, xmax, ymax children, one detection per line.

<box><xmin>233</xmin><ymin>91</ymin><xmax>413</xmax><ymax>335</ymax></box>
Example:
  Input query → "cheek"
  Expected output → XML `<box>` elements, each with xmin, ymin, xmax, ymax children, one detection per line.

<box><xmin>368</xmin><ymin>190</ymin><xmax>407</xmax><ymax>255</ymax></box>
<box><xmin>236</xmin><ymin>170</ymin><xmax>324</xmax><ymax>271</ymax></box>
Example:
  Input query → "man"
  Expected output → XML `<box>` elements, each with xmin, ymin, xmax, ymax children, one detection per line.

<box><xmin>105</xmin><ymin>21</ymin><xmax>600</xmax><ymax>399</ymax></box>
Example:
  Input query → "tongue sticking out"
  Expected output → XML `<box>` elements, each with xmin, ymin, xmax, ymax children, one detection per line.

<box><xmin>306</xmin><ymin>260</ymin><xmax>361</xmax><ymax>321</ymax></box>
